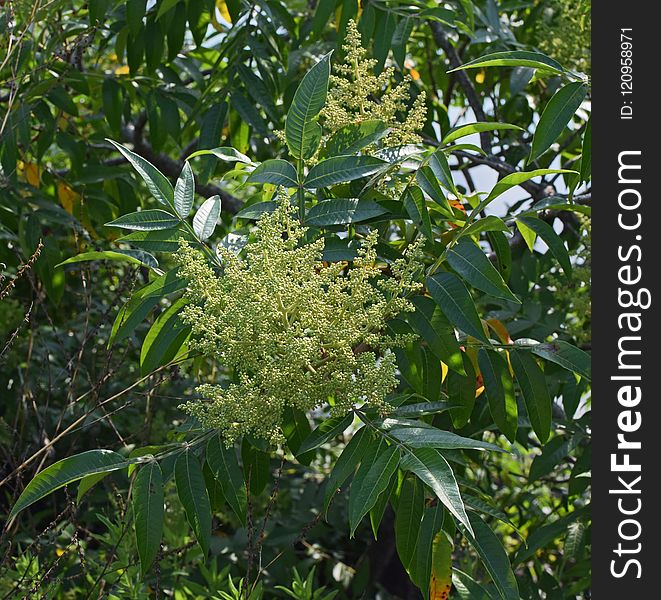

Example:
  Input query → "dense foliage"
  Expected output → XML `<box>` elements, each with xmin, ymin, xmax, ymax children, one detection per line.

<box><xmin>1</xmin><ymin>1</ymin><xmax>591</xmax><ymax>598</ymax></box>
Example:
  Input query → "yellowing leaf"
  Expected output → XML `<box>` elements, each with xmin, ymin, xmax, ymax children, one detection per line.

<box><xmin>114</xmin><ymin>65</ymin><xmax>130</xmax><ymax>75</ymax></box>
<box><xmin>430</xmin><ymin>530</ymin><xmax>453</xmax><ymax>600</ymax></box>
<box><xmin>57</xmin><ymin>182</ymin><xmax>79</xmax><ymax>214</ymax></box>
<box><xmin>486</xmin><ymin>318</ymin><xmax>512</xmax><ymax>344</ymax></box>
<box><xmin>475</xmin><ymin>69</ymin><xmax>486</xmax><ymax>84</ymax></box>
<box><xmin>216</xmin><ymin>0</ymin><xmax>232</xmax><ymax>23</ymax></box>
<box><xmin>24</xmin><ymin>163</ymin><xmax>40</xmax><ymax>187</ymax></box>
<box><xmin>409</xmin><ymin>68</ymin><xmax>421</xmax><ymax>80</ymax></box>
<box><xmin>440</xmin><ymin>361</ymin><xmax>449</xmax><ymax>383</ymax></box>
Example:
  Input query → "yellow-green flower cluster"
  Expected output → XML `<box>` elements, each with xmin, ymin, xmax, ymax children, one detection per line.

<box><xmin>322</xmin><ymin>20</ymin><xmax>427</xmax><ymax>147</ymax></box>
<box><xmin>176</xmin><ymin>196</ymin><xmax>423</xmax><ymax>445</ymax></box>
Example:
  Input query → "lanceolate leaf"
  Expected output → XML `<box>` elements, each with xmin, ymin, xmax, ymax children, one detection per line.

<box><xmin>430</xmin><ymin>531</ymin><xmax>454</xmax><ymax>600</ymax></box>
<box><xmin>530</xmin><ymin>340</ymin><xmax>591</xmax><ymax>381</ymax></box>
<box><xmin>459</xmin><ymin>513</ymin><xmax>520</xmax><ymax>600</ymax></box>
<box><xmin>57</xmin><ymin>250</ymin><xmax>158</xmax><ymax>270</ymax></box>
<box><xmin>133</xmin><ymin>461</ymin><xmax>164</xmax><ymax>575</ymax></box>
<box><xmin>193</xmin><ymin>195</ymin><xmax>222</xmax><ymax>241</ymax></box>
<box><xmin>408</xmin><ymin>296</ymin><xmax>465</xmax><ymax>375</ymax></box>
<box><xmin>427</xmin><ymin>272</ymin><xmax>490</xmax><ymax>344</ymax></box>
<box><xmin>403</xmin><ymin>186</ymin><xmax>433</xmax><ymax>239</ymax></box>
<box><xmin>395</xmin><ymin>477</ymin><xmax>425</xmax><ymax>571</ymax></box>
<box><xmin>349</xmin><ymin>440</ymin><xmax>399</xmax><ymax>535</ymax></box>
<box><xmin>390</xmin><ymin>427</ymin><xmax>504</xmax><ymax>452</ymax></box>
<box><xmin>324</xmin><ymin>427</ymin><xmax>372</xmax><ymax>514</ymax></box>
<box><xmin>304</xmin><ymin>155</ymin><xmax>386</xmax><ymax>189</ymax></box>
<box><xmin>107</xmin><ymin>139</ymin><xmax>175</xmax><ymax>208</ymax></box>
<box><xmin>247</xmin><ymin>159</ymin><xmax>299</xmax><ymax>187</ymax></box>
<box><xmin>174</xmin><ymin>161</ymin><xmax>195</xmax><ymax>218</ymax></box>
<box><xmin>529</xmin><ymin>82</ymin><xmax>588</xmax><ymax>163</ymax></box>
<box><xmin>477</xmin><ymin>349</ymin><xmax>518</xmax><ymax>442</ymax></box>
<box><xmin>10</xmin><ymin>450</ymin><xmax>129</xmax><ymax>518</ymax></box>
<box><xmin>118</xmin><ymin>226</ymin><xmax>196</xmax><ymax>253</ymax></box>
<box><xmin>441</xmin><ymin>122</ymin><xmax>522</xmax><ymax>146</ymax></box>
<box><xmin>517</xmin><ymin>216</ymin><xmax>572</xmax><ymax>276</ymax></box>
<box><xmin>411</xmin><ymin>504</ymin><xmax>445</xmax><ymax>599</ymax></box>
<box><xmin>450</xmin><ymin>50</ymin><xmax>565</xmax><ymax>76</ymax></box>
<box><xmin>140</xmin><ymin>297</ymin><xmax>191</xmax><ymax>375</ymax></box>
<box><xmin>285</xmin><ymin>51</ymin><xmax>332</xmax><ymax>160</ymax></box>
<box><xmin>429</xmin><ymin>149</ymin><xmax>458</xmax><ymax>197</ymax></box>
<box><xmin>206</xmin><ymin>434</ymin><xmax>247</xmax><ymax>524</ymax></box>
<box><xmin>297</xmin><ymin>413</ymin><xmax>354</xmax><ymax>455</ymax></box>
<box><xmin>106</xmin><ymin>209</ymin><xmax>180</xmax><ymax>231</ymax></box>
<box><xmin>399</xmin><ymin>447</ymin><xmax>472</xmax><ymax>535</ymax></box>
<box><xmin>305</xmin><ymin>198</ymin><xmax>387</xmax><ymax>226</ymax></box>
<box><xmin>175</xmin><ymin>449</ymin><xmax>211</xmax><ymax>555</ymax></box>
<box><xmin>510</xmin><ymin>350</ymin><xmax>552</xmax><ymax>443</ymax></box>
<box><xmin>447</xmin><ymin>239</ymin><xmax>520</xmax><ymax>303</ymax></box>
<box><xmin>322</xmin><ymin>120</ymin><xmax>389</xmax><ymax>157</ymax></box>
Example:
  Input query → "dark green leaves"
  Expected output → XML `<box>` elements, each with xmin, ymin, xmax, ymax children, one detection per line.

<box><xmin>427</xmin><ymin>272</ymin><xmax>489</xmax><ymax>343</ymax></box>
<box><xmin>305</xmin><ymin>198</ymin><xmax>387</xmax><ymax>226</ymax></box>
<box><xmin>441</xmin><ymin>122</ymin><xmax>522</xmax><ymax>146</ymax></box>
<box><xmin>133</xmin><ymin>461</ymin><xmax>164</xmax><ymax>575</ymax></box>
<box><xmin>248</xmin><ymin>159</ymin><xmax>299</xmax><ymax>187</ymax></box>
<box><xmin>106</xmin><ymin>209</ymin><xmax>180</xmax><ymax>231</ymax></box>
<box><xmin>175</xmin><ymin>161</ymin><xmax>195</xmax><ymax>218</ymax></box>
<box><xmin>403</xmin><ymin>186</ymin><xmax>432</xmax><ymax>239</ymax></box>
<box><xmin>530</xmin><ymin>82</ymin><xmax>588</xmax><ymax>163</ymax></box>
<box><xmin>395</xmin><ymin>478</ymin><xmax>424</xmax><ymax>571</ymax></box>
<box><xmin>322</xmin><ymin>120</ymin><xmax>389</xmax><ymax>157</ymax></box>
<box><xmin>107</xmin><ymin>139</ymin><xmax>175</xmax><ymax>208</ymax></box>
<box><xmin>349</xmin><ymin>441</ymin><xmax>399</xmax><ymax>535</ymax></box>
<box><xmin>530</xmin><ymin>340</ymin><xmax>591</xmax><ymax>381</ymax></box>
<box><xmin>517</xmin><ymin>216</ymin><xmax>572</xmax><ymax>276</ymax></box>
<box><xmin>447</xmin><ymin>239</ymin><xmax>519</xmax><ymax>303</ymax></box>
<box><xmin>510</xmin><ymin>350</ymin><xmax>552</xmax><ymax>443</ymax></box>
<box><xmin>10</xmin><ymin>450</ymin><xmax>129</xmax><ymax>518</ymax></box>
<box><xmin>175</xmin><ymin>449</ymin><xmax>211</xmax><ymax>555</ymax></box>
<box><xmin>450</xmin><ymin>50</ymin><xmax>565</xmax><ymax>76</ymax></box>
<box><xmin>400</xmin><ymin>447</ymin><xmax>472</xmax><ymax>535</ymax></box>
<box><xmin>285</xmin><ymin>51</ymin><xmax>332</xmax><ymax>160</ymax></box>
<box><xmin>390</xmin><ymin>427</ymin><xmax>503</xmax><ymax>452</ymax></box>
<box><xmin>297</xmin><ymin>413</ymin><xmax>354</xmax><ymax>455</ymax></box>
<box><xmin>206</xmin><ymin>435</ymin><xmax>247</xmax><ymax>523</ymax></box>
<box><xmin>304</xmin><ymin>155</ymin><xmax>386</xmax><ymax>189</ymax></box>
<box><xmin>478</xmin><ymin>349</ymin><xmax>517</xmax><ymax>442</ymax></box>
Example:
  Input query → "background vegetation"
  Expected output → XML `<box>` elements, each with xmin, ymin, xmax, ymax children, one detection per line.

<box><xmin>1</xmin><ymin>0</ymin><xmax>591</xmax><ymax>598</ymax></box>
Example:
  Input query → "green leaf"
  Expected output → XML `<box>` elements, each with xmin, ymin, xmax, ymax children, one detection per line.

<box><xmin>187</xmin><ymin>146</ymin><xmax>254</xmax><ymax>165</ymax></box>
<box><xmin>235</xmin><ymin>201</ymin><xmax>277</xmax><ymax>220</ymax></box>
<box><xmin>106</xmin><ymin>209</ymin><xmax>180</xmax><ymax>231</ymax></box>
<box><xmin>304</xmin><ymin>155</ymin><xmax>386</xmax><ymax>189</ymax></box>
<box><xmin>528</xmin><ymin>435</ymin><xmax>569</xmax><ymax>484</ymax></box>
<box><xmin>110</xmin><ymin>269</ymin><xmax>188</xmax><ymax>344</ymax></box>
<box><xmin>285</xmin><ymin>51</ymin><xmax>332</xmax><ymax>159</ymax></box>
<box><xmin>427</xmin><ymin>272</ymin><xmax>489</xmax><ymax>343</ymax></box>
<box><xmin>306</xmin><ymin>198</ymin><xmax>388</xmax><ymax>226</ymax></box>
<box><xmin>241</xmin><ymin>440</ymin><xmax>270</xmax><ymax>496</ymax></box>
<box><xmin>195</xmin><ymin>100</ymin><xmax>230</xmax><ymax>183</ymax></box>
<box><xmin>140</xmin><ymin>298</ymin><xmax>191</xmax><ymax>375</ymax></box>
<box><xmin>477</xmin><ymin>349</ymin><xmax>518</xmax><ymax>442</ymax></box>
<box><xmin>102</xmin><ymin>78</ymin><xmax>122</xmax><ymax>134</ymax></box>
<box><xmin>400</xmin><ymin>447</ymin><xmax>472</xmax><ymax>535</ymax></box>
<box><xmin>450</xmin><ymin>50</ymin><xmax>564</xmax><ymax>76</ymax></box>
<box><xmin>441</xmin><ymin>122</ymin><xmax>523</xmax><ymax>146</ymax></box>
<box><xmin>395</xmin><ymin>477</ymin><xmax>425</xmax><ymax>571</ymax></box>
<box><xmin>447</xmin><ymin>355</ymin><xmax>476</xmax><ymax>429</ymax></box>
<box><xmin>459</xmin><ymin>513</ymin><xmax>519</xmax><ymax>600</ymax></box>
<box><xmin>403</xmin><ymin>186</ymin><xmax>433</xmax><ymax>239</ymax></box>
<box><xmin>369</xmin><ymin>468</ymin><xmax>397</xmax><ymax>538</ymax></box>
<box><xmin>298</xmin><ymin>413</ymin><xmax>354</xmax><ymax>455</ymax></box>
<box><xmin>107</xmin><ymin>139</ymin><xmax>175</xmax><ymax>209</ymax></box>
<box><xmin>175</xmin><ymin>449</ymin><xmax>211</xmax><ymax>555</ymax></box>
<box><xmin>10</xmin><ymin>450</ymin><xmax>128</xmax><ymax>518</ymax></box>
<box><xmin>515</xmin><ymin>219</ymin><xmax>537</xmax><ymax>252</ymax></box>
<box><xmin>156</xmin><ymin>0</ymin><xmax>181</xmax><ymax>20</ymax></box>
<box><xmin>390</xmin><ymin>427</ymin><xmax>504</xmax><ymax>452</ymax></box>
<box><xmin>429</xmin><ymin>149</ymin><xmax>459</xmax><ymax>197</ymax></box>
<box><xmin>411</xmin><ymin>504</ymin><xmax>445</xmax><ymax>599</ymax></box>
<box><xmin>461</xmin><ymin>216</ymin><xmax>510</xmax><ymax>238</ymax></box>
<box><xmin>530</xmin><ymin>340</ymin><xmax>591</xmax><ymax>381</ymax></box>
<box><xmin>247</xmin><ymin>159</ymin><xmax>299</xmax><ymax>187</ymax></box>
<box><xmin>529</xmin><ymin>82</ymin><xmax>588</xmax><ymax>163</ymax></box>
<box><xmin>510</xmin><ymin>350</ymin><xmax>552</xmax><ymax>443</ymax></box>
<box><xmin>118</xmin><ymin>226</ymin><xmax>196</xmax><ymax>253</ymax></box>
<box><xmin>416</xmin><ymin>165</ymin><xmax>453</xmax><ymax>217</ymax></box>
<box><xmin>479</xmin><ymin>169</ymin><xmax>576</xmax><ymax>211</ymax></box>
<box><xmin>322</xmin><ymin>120</ymin><xmax>389</xmax><ymax>158</ymax></box>
<box><xmin>57</xmin><ymin>250</ymin><xmax>157</xmax><ymax>270</ymax></box>
<box><xmin>452</xmin><ymin>569</ymin><xmax>498</xmax><ymax>600</ymax></box>
<box><xmin>323</xmin><ymin>427</ymin><xmax>372</xmax><ymax>514</ymax></box>
<box><xmin>133</xmin><ymin>461</ymin><xmax>164</xmax><ymax>575</ymax></box>
<box><xmin>174</xmin><ymin>161</ymin><xmax>195</xmax><ymax>218</ymax></box>
<box><xmin>349</xmin><ymin>440</ymin><xmax>400</xmax><ymax>535</ymax></box>
<box><xmin>517</xmin><ymin>216</ymin><xmax>572</xmax><ymax>276</ymax></box>
<box><xmin>447</xmin><ymin>239</ymin><xmax>520</xmax><ymax>303</ymax></box>
<box><xmin>193</xmin><ymin>195</ymin><xmax>221</xmax><ymax>241</ymax></box>
<box><xmin>580</xmin><ymin>115</ymin><xmax>591</xmax><ymax>183</ymax></box>
<box><xmin>408</xmin><ymin>296</ymin><xmax>465</xmax><ymax>375</ymax></box>
<box><xmin>76</xmin><ymin>472</ymin><xmax>111</xmax><ymax>502</ymax></box>
<box><xmin>206</xmin><ymin>434</ymin><xmax>247</xmax><ymax>524</ymax></box>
